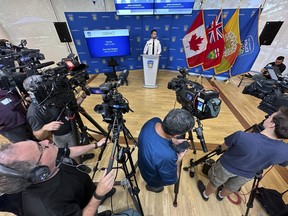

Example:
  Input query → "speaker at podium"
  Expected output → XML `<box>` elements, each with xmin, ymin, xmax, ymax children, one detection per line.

<box><xmin>141</xmin><ymin>54</ymin><xmax>161</xmax><ymax>88</ymax></box>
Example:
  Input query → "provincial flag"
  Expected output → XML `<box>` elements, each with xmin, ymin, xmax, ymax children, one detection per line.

<box><xmin>231</xmin><ymin>8</ymin><xmax>260</xmax><ymax>76</ymax></box>
<box><xmin>203</xmin><ymin>9</ymin><xmax>224</xmax><ymax>70</ymax></box>
<box><xmin>215</xmin><ymin>8</ymin><xmax>241</xmax><ymax>74</ymax></box>
<box><xmin>183</xmin><ymin>10</ymin><xmax>208</xmax><ymax>68</ymax></box>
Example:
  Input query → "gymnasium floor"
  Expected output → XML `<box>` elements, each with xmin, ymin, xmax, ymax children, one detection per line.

<box><xmin>0</xmin><ymin>70</ymin><xmax>287</xmax><ymax>216</ymax></box>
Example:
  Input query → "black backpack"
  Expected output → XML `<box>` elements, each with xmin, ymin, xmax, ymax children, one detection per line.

<box><xmin>255</xmin><ymin>187</ymin><xmax>288</xmax><ymax>216</ymax></box>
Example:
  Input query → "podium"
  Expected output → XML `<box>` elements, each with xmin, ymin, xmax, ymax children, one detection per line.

<box><xmin>141</xmin><ymin>54</ymin><xmax>160</xmax><ymax>88</ymax></box>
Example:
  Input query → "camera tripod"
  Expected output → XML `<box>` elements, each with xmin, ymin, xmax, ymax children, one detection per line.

<box><xmin>173</xmin><ymin>116</ymin><xmax>209</xmax><ymax>207</ymax></box>
<box><xmin>92</xmin><ymin>109</ymin><xmax>144</xmax><ymax>216</ymax></box>
<box><xmin>243</xmin><ymin>171</ymin><xmax>263</xmax><ymax>216</ymax></box>
<box><xmin>57</xmin><ymin>98</ymin><xmax>108</xmax><ymax>166</ymax></box>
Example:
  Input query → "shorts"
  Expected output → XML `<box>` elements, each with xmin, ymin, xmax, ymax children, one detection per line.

<box><xmin>208</xmin><ymin>161</ymin><xmax>252</xmax><ymax>192</ymax></box>
<box><xmin>53</xmin><ymin>131</ymin><xmax>78</xmax><ymax>148</ymax></box>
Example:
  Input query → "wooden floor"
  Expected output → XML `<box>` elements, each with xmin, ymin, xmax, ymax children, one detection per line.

<box><xmin>1</xmin><ymin>70</ymin><xmax>287</xmax><ymax>216</ymax></box>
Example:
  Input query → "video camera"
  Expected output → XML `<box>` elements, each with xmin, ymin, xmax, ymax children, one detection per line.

<box><xmin>93</xmin><ymin>70</ymin><xmax>131</xmax><ymax>123</ymax></box>
<box><xmin>25</xmin><ymin>56</ymin><xmax>90</xmax><ymax>109</ymax></box>
<box><xmin>168</xmin><ymin>67</ymin><xmax>221</xmax><ymax>120</ymax></box>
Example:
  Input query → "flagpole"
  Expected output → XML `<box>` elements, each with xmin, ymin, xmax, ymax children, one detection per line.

<box><xmin>199</xmin><ymin>0</ymin><xmax>203</xmax><ymax>81</ymax></box>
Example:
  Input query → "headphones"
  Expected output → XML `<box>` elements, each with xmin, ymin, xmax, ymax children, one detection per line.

<box><xmin>0</xmin><ymin>164</ymin><xmax>51</xmax><ymax>184</ymax></box>
<box><xmin>0</xmin><ymin>147</ymin><xmax>69</xmax><ymax>184</ymax></box>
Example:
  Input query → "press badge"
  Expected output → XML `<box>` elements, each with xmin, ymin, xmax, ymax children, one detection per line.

<box><xmin>0</xmin><ymin>98</ymin><xmax>12</xmax><ymax>105</ymax></box>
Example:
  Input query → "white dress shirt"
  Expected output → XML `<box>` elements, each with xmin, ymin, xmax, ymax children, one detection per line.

<box><xmin>143</xmin><ymin>38</ymin><xmax>161</xmax><ymax>55</ymax></box>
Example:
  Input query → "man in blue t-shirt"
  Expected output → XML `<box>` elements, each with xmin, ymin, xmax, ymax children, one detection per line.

<box><xmin>138</xmin><ymin>109</ymin><xmax>194</xmax><ymax>193</ymax></box>
<box><xmin>197</xmin><ymin>106</ymin><xmax>288</xmax><ymax>201</ymax></box>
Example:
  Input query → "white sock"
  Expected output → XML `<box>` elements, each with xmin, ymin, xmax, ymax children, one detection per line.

<box><xmin>203</xmin><ymin>191</ymin><xmax>209</xmax><ymax>199</ymax></box>
<box><xmin>218</xmin><ymin>190</ymin><xmax>224</xmax><ymax>199</ymax></box>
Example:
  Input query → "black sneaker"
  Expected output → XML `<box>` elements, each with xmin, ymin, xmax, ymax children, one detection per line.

<box><xmin>216</xmin><ymin>185</ymin><xmax>224</xmax><ymax>201</ymax></box>
<box><xmin>197</xmin><ymin>180</ymin><xmax>209</xmax><ymax>201</ymax></box>
<box><xmin>100</xmin><ymin>188</ymin><xmax>116</xmax><ymax>205</ymax></box>
<box><xmin>98</xmin><ymin>210</ymin><xmax>112</xmax><ymax>216</ymax></box>
<box><xmin>82</xmin><ymin>153</ymin><xmax>95</xmax><ymax>162</ymax></box>
<box><xmin>145</xmin><ymin>185</ymin><xmax>164</xmax><ymax>193</ymax></box>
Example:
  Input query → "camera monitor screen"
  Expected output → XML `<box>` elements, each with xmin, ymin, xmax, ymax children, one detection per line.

<box><xmin>84</xmin><ymin>29</ymin><xmax>131</xmax><ymax>58</ymax></box>
<box><xmin>114</xmin><ymin>0</ymin><xmax>154</xmax><ymax>15</ymax></box>
<box><xmin>154</xmin><ymin>0</ymin><xmax>195</xmax><ymax>15</ymax></box>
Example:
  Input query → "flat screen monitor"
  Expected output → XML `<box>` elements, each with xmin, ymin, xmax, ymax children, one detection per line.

<box><xmin>154</xmin><ymin>0</ymin><xmax>194</xmax><ymax>15</ymax></box>
<box><xmin>84</xmin><ymin>29</ymin><xmax>130</xmax><ymax>58</ymax></box>
<box><xmin>114</xmin><ymin>0</ymin><xmax>154</xmax><ymax>15</ymax></box>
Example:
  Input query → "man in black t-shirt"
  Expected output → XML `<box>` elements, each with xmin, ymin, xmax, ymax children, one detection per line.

<box><xmin>0</xmin><ymin>139</ymin><xmax>115</xmax><ymax>216</ymax></box>
<box><xmin>253</xmin><ymin>56</ymin><xmax>286</xmax><ymax>80</ymax></box>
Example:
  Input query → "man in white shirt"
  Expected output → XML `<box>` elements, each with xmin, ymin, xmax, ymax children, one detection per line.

<box><xmin>143</xmin><ymin>29</ymin><xmax>161</xmax><ymax>55</ymax></box>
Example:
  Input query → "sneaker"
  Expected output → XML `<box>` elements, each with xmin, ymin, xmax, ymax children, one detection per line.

<box><xmin>145</xmin><ymin>185</ymin><xmax>164</xmax><ymax>193</ymax></box>
<box><xmin>216</xmin><ymin>185</ymin><xmax>224</xmax><ymax>201</ymax></box>
<box><xmin>98</xmin><ymin>210</ymin><xmax>112</xmax><ymax>216</ymax></box>
<box><xmin>197</xmin><ymin>180</ymin><xmax>209</xmax><ymax>201</ymax></box>
<box><xmin>82</xmin><ymin>153</ymin><xmax>95</xmax><ymax>162</ymax></box>
<box><xmin>100</xmin><ymin>188</ymin><xmax>116</xmax><ymax>205</ymax></box>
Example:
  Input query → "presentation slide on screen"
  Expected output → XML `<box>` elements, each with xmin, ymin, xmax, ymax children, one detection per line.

<box><xmin>114</xmin><ymin>0</ymin><xmax>154</xmax><ymax>15</ymax></box>
<box><xmin>84</xmin><ymin>29</ymin><xmax>130</xmax><ymax>58</ymax></box>
<box><xmin>154</xmin><ymin>0</ymin><xmax>195</xmax><ymax>14</ymax></box>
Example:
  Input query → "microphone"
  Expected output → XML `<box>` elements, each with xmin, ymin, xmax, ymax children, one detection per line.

<box><xmin>117</xmin><ymin>69</ymin><xmax>129</xmax><ymax>87</ymax></box>
<box><xmin>34</xmin><ymin>61</ymin><xmax>55</xmax><ymax>69</ymax></box>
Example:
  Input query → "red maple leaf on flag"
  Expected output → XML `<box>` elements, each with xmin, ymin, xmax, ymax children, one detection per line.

<box><xmin>188</xmin><ymin>34</ymin><xmax>204</xmax><ymax>51</ymax></box>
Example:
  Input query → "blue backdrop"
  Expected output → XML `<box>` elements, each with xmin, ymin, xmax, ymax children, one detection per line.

<box><xmin>65</xmin><ymin>8</ymin><xmax>259</xmax><ymax>78</ymax></box>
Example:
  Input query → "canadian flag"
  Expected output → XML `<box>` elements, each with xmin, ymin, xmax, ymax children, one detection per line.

<box><xmin>182</xmin><ymin>10</ymin><xmax>208</xmax><ymax>68</ymax></box>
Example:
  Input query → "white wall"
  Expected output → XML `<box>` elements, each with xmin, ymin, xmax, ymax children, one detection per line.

<box><xmin>0</xmin><ymin>0</ymin><xmax>114</xmax><ymax>64</ymax></box>
<box><xmin>0</xmin><ymin>0</ymin><xmax>287</xmax><ymax>74</ymax></box>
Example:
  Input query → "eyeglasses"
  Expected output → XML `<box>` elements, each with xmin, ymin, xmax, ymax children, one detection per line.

<box><xmin>35</xmin><ymin>142</ymin><xmax>49</xmax><ymax>165</ymax></box>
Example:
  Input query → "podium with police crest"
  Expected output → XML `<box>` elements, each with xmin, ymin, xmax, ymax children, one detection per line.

<box><xmin>141</xmin><ymin>54</ymin><xmax>160</xmax><ymax>88</ymax></box>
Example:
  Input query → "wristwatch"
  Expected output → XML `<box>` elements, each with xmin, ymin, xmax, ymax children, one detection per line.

<box><xmin>93</xmin><ymin>191</ymin><xmax>104</xmax><ymax>201</ymax></box>
<box><xmin>94</xmin><ymin>142</ymin><xmax>98</xmax><ymax>149</ymax></box>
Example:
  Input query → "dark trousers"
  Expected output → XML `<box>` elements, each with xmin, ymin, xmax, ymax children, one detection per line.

<box><xmin>0</xmin><ymin>123</ymin><xmax>35</xmax><ymax>143</ymax></box>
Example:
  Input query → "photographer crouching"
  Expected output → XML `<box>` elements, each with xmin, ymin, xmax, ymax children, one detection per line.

<box><xmin>0</xmin><ymin>139</ymin><xmax>115</xmax><ymax>216</ymax></box>
<box><xmin>138</xmin><ymin>109</ymin><xmax>194</xmax><ymax>193</ymax></box>
<box><xmin>197</xmin><ymin>107</ymin><xmax>288</xmax><ymax>202</ymax></box>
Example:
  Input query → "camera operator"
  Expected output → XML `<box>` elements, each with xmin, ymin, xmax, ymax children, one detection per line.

<box><xmin>137</xmin><ymin>109</ymin><xmax>194</xmax><ymax>193</ymax></box>
<box><xmin>23</xmin><ymin>75</ymin><xmax>86</xmax><ymax>148</ymax></box>
<box><xmin>197</xmin><ymin>106</ymin><xmax>288</xmax><ymax>202</ymax></box>
<box><xmin>0</xmin><ymin>138</ymin><xmax>115</xmax><ymax>216</ymax></box>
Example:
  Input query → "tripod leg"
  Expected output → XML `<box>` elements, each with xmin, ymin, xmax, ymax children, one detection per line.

<box><xmin>74</xmin><ymin>112</ymin><xmax>90</xmax><ymax>145</ymax></box>
<box><xmin>79</xmin><ymin>107</ymin><xmax>108</xmax><ymax>137</ymax></box>
<box><xmin>244</xmin><ymin>175</ymin><xmax>262</xmax><ymax>216</ymax></box>
<box><xmin>188</xmin><ymin>130</ymin><xmax>196</xmax><ymax>154</ymax></box>
<box><xmin>173</xmin><ymin>161</ymin><xmax>182</xmax><ymax>207</ymax></box>
<box><xmin>238</xmin><ymin>75</ymin><xmax>245</xmax><ymax>87</ymax></box>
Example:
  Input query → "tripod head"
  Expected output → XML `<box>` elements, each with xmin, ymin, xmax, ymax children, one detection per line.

<box><xmin>183</xmin><ymin>145</ymin><xmax>225</xmax><ymax>178</ymax></box>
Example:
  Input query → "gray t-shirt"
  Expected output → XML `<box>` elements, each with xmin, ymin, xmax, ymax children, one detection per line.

<box><xmin>27</xmin><ymin>102</ymin><xmax>71</xmax><ymax>136</ymax></box>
